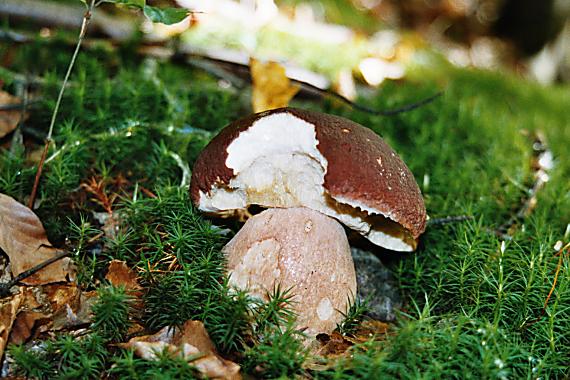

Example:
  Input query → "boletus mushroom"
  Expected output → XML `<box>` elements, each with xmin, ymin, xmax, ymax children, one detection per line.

<box><xmin>190</xmin><ymin>107</ymin><xmax>426</xmax><ymax>336</ymax></box>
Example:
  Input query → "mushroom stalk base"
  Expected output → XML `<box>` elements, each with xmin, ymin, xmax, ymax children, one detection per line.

<box><xmin>222</xmin><ymin>207</ymin><xmax>357</xmax><ymax>338</ymax></box>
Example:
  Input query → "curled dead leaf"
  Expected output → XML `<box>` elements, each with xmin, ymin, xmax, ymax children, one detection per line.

<box><xmin>0</xmin><ymin>91</ymin><xmax>26</xmax><ymax>138</ymax></box>
<box><xmin>105</xmin><ymin>260</ymin><xmax>142</xmax><ymax>295</ymax></box>
<box><xmin>315</xmin><ymin>331</ymin><xmax>353</xmax><ymax>358</ymax></box>
<box><xmin>8</xmin><ymin>311</ymin><xmax>47</xmax><ymax>345</ymax></box>
<box><xmin>0</xmin><ymin>291</ymin><xmax>23</xmax><ymax>359</ymax></box>
<box><xmin>346</xmin><ymin>320</ymin><xmax>390</xmax><ymax>345</ymax></box>
<box><xmin>250</xmin><ymin>58</ymin><xmax>299</xmax><ymax>113</ymax></box>
<box><xmin>122</xmin><ymin>320</ymin><xmax>241</xmax><ymax>379</ymax></box>
<box><xmin>0</xmin><ymin>193</ymin><xmax>73</xmax><ymax>285</ymax></box>
<box><xmin>105</xmin><ymin>260</ymin><xmax>144</xmax><ymax>310</ymax></box>
<box><xmin>6</xmin><ymin>284</ymin><xmax>90</xmax><ymax>347</ymax></box>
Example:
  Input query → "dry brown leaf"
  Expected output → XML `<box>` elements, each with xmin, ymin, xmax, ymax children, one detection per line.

<box><xmin>0</xmin><ymin>291</ymin><xmax>23</xmax><ymax>359</ymax></box>
<box><xmin>345</xmin><ymin>320</ymin><xmax>390</xmax><ymax>345</ymax></box>
<box><xmin>8</xmin><ymin>311</ymin><xmax>47</xmax><ymax>345</ymax></box>
<box><xmin>250</xmin><ymin>58</ymin><xmax>299</xmax><ymax>113</ymax></box>
<box><xmin>315</xmin><ymin>331</ymin><xmax>353</xmax><ymax>357</ymax></box>
<box><xmin>105</xmin><ymin>260</ymin><xmax>142</xmax><ymax>294</ymax></box>
<box><xmin>6</xmin><ymin>284</ymin><xmax>87</xmax><ymax>346</ymax></box>
<box><xmin>51</xmin><ymin>289</ymin><xmax>97</xmax><ymax>331</ymax></box>
<box><xmin>105</xmin><ymin>260</ymin><xmax>143</xmax><ymax>310</ymax></box>
<box><xmin>0</xmin><ymin>193</ymin><xmax>73</xmax><ymax>285</ymax></box>
<box><xmin>122</xmin><ymin>320</ymin><xmax>241</xmax><ymax>379</ymax></box>
<box><xmin>45</xmin><ymin>284</ymin><xmax>91</xmax><ymax>330</ymax></box>
<box><xmin>0</xmin><ymin>91</ymin><xmax>26</xmax><ymax>138</ymax></box>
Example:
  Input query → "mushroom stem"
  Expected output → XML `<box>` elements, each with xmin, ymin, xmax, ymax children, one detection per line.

<box><xmin>222</xmin><ymin>207</ymin><xmax>357</xmax><ymax>338</ymax></box>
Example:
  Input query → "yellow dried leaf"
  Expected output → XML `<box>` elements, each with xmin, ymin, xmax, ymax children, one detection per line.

<box><xmin>250</xmin><ymin>58</ymin><xmax>299</xmax><ymax>113</ymax></box>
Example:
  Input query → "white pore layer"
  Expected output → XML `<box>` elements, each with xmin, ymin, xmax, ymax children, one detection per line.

<box><xmin>198</xmin><ymin>112</ymin><xmax>413</xmax><ymax>251</ymax></box>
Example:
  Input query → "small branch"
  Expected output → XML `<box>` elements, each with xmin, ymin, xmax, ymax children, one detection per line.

<box><xmin>3</xmin><ymin>25</ymin><xmax>442</xmax><ymax>118</ymax></box>
<box><xmin>492</xmin><ymin>131</ymin><xmax>553</xmax><ymax>238</ymax></box>
<box><xmin>28</xmin><ymin>0</ymin><xmax>95</xmax><ymax>209</ymax></box>
<box><xmin>543</xmin><ymin>242</ymin><xmax>569</xmax><ymax>311</ymax></box>
<box><xmin>28</xmin><ymin>141</ymin><xmax>50</xmax><ymax>209</ymax></box>
<box><xmin>181</xmin><ymin>51</ymin><xmax>444</xmax><ymax>116</ymax></box>
<box><xmin>298</xmin><ymin>80</ymin><xmax>444</xmax><ymax>116</ymax></box>
<box><xmin>522</xmin><ymin>242</ymin><xmax>569</xmax><ymax>328</ymax></box>
<box><xmin>427</xmin><ymin>215</ymin><xmax>473</xmax><ymax>226</ymax></box>
<box><xmin>0</xmin><ymin>250</ymin><xmax>70</xmax><ymax>298</ymax></box>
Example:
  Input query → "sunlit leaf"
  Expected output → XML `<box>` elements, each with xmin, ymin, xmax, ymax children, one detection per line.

<box><xmin>103</xmin><ymin>0</ymin><xmax>145</xmax><ymax>8</ymax></box>
<box><xmin>250</xmin><ymin>58</ymin><xmax>299</xmax><ymax>112</ymax></box>
<box><xmin>143</xmin><ymin>6</ymin><xmax>189</xmax><ymax>25</ymax></box>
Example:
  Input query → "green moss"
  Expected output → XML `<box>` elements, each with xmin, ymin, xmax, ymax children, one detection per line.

<box><xmin>2</xmin><ymin>37</ymin><xmax>570</xmax><ymax>378</ymax></box>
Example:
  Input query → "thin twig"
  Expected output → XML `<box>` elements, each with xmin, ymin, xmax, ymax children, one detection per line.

<box><xmin>427</xmin><ymin>215</ymin><xmax>473</xmax><ymax>226</ymax></box>
<box><xmin>543</xmin><ymin>242</ymin><xmax>569</xmax><ymax>311</ymax></box>
<box><xmin>46</xmin><ymin>2</ymin><xmax>93</xmax><ymax>142</ymax></box>
<box><xmin>0</xmin><ymin>100</ymin><xmax>41</xmax><ymax>112</ymax></box>
<box><xmin>298</xmin><ymin>80</ymin><xmax>444</xmax><ymax>116</ymax></box>
<box><xmin>0</xmin><ymin>250</ymin><xmax>70</xmax><ymax>298</ymax></box>
<box><xmin>492</xmin><ymin>131</ymin><xmax>553</xmax><ymax>238</ymax></box>
<box><xmin>28</xmin><ymin>142</ymin><xmax>50</xmax><ymax>209</ymax></box>
<box><xmin>184</xmin><ymin>52</ymin><xmax>444</xmax><ymax>116</ymax></box>
<box><xmin>522</xmin><ymin>242</ymin><xmax>570</xmax><ymax>328</ymax></box>
<box><xmin>28</xmin><ymin>0</ymin><xmax>95</xmax><ymax>209</ymax></box>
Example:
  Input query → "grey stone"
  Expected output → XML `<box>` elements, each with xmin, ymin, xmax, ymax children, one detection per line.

<box><xmin>351</xmin><ymin>247</ymin><xmax>402</xmax><ymax>321</ymax></box>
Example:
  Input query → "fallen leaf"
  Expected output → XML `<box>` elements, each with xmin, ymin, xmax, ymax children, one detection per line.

<box><xmin>0</xmin><ymin>291</ymin><xmax>23</xmax><ymax>359</ymax></box>
<box><xmin>122</xmin><ymin>320</ymin><xmax>241</xmax><ymax>379</ymax></box>
<box><xmin>0</xmin><ymin>193</ymin><xmax>73</xmax><ymax>285</ymax></box>
<box><xmin>8</xmin><ymin>311</ymin><xmax>47</xmax><ymax>345</ymax></box>
<box><xmin>315</xmin><ymin>331</ymin><xmax>352</xmax><ymax>357</ymax></box>
<box><xmin>43</xmin><ymin>283</ymin><xmax>82</xmax><ymax>311</ymax></box>
<box><xmin>6</xmin><ymin>284</ymin><xmax>87</xmax><ymax>346</ymax></box>
<box><xmin>105</xmin><ymin>260</ymin><xmax>144</xmax><ymax>311</ymax></box>
<box><xmin>0</xmin><ymin>91</ymin><xmax>26</xmax><ymax>138</ymax></box>
<box><xmin>346</xmin><ymin>320</ymin><xmax>390</xmax><ymax>344</ymax></box>
<box><xmin>105</xmin><ymin>260</ymin><xmax>142</xmax><ymax>295</ymax></box>
<box><xmin>250</xmin><ymin>58</ymin><xmax>299</xmax><ymax>113</ymax></box>
<box><xmin>51</xmin><ymin>289</ymin><xmax>97</xmax><ymax>331</ymax></box>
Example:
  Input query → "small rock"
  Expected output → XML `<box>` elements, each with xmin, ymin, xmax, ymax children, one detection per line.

<box><xmin>351</xmin><ymin>247</ymin><xmax>402</xmax><ymax>321</ymax></box>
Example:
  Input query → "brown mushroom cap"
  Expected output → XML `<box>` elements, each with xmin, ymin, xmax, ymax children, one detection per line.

<box><xmin>190</xmin><ymin>107</ymin><xmax>426</xmax><ymax>251</ymax></box>
<box><xmin>223</xmin><ymin>207</ymin><xmax>356</xmax><ymax>337</ymax></box>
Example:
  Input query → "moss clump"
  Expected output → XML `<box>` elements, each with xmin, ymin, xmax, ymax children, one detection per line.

<box><xmin>1</xmin><ymin>36</ymin><xmax>569</xmax><ymax>378</ymax></box>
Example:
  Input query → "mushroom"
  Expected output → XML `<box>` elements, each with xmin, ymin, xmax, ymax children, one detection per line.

<box><xmin>222</xmin><ymin>207</ymin><xmax>356</xmax><ymax>337</ymax></box>
<box><xmin>190</xmin><ymin>107</ymin><xmax>426</xmax><ymax>252</ymax></box>
<box><xmin>190</xmin><ymin>107</ymin><xmax>426</xmax><ymax>336</ymax></box>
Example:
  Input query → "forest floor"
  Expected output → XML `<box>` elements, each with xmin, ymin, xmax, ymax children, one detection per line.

<box><xmin>0</xmin><ymin>33</ymin><xmax>569</xmax><ymax>379</ymax></box>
